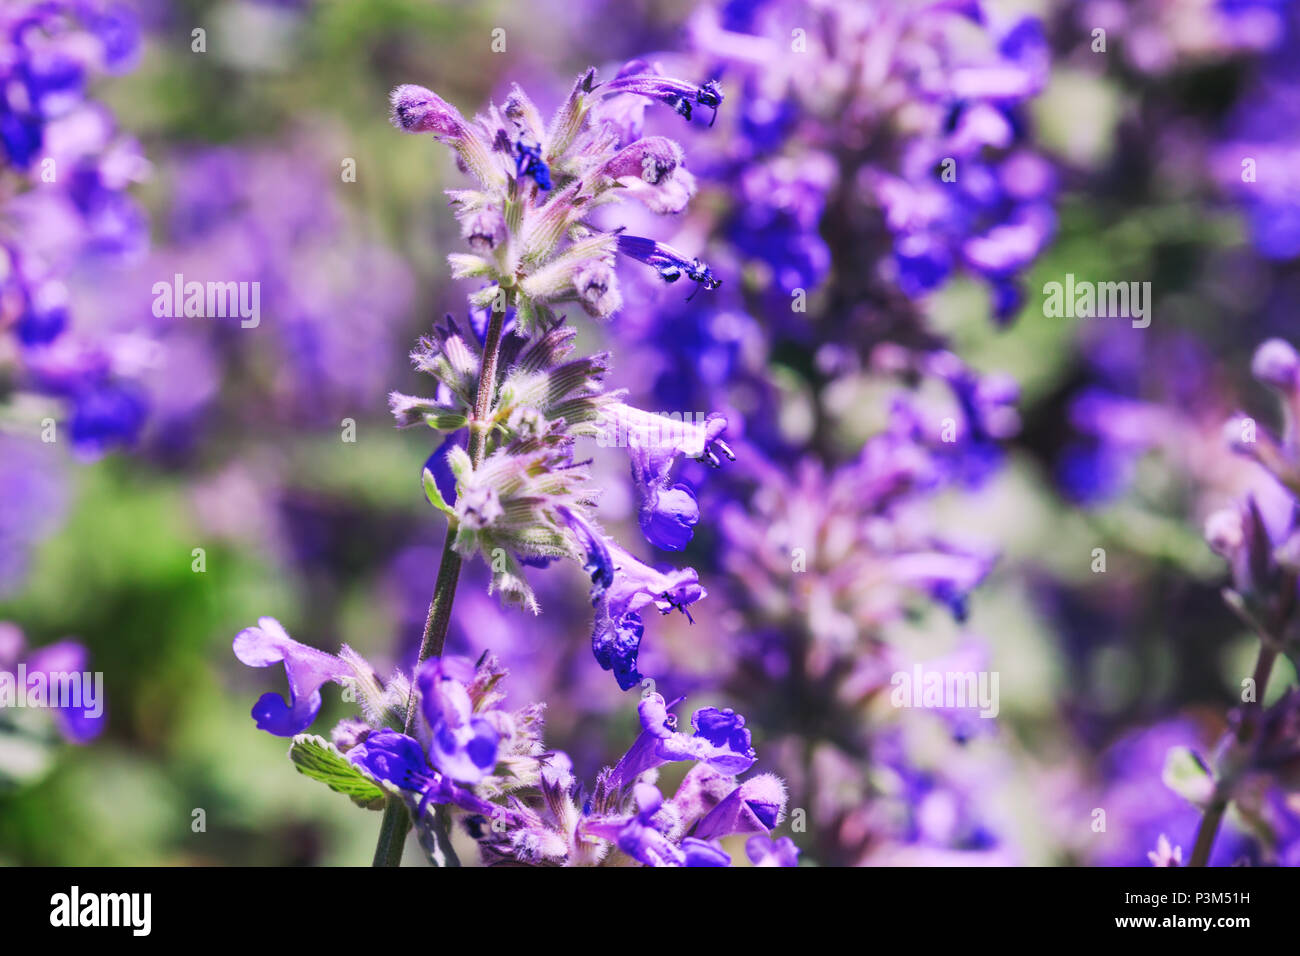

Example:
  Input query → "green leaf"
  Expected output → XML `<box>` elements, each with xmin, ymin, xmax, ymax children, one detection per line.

<box><xmin>288</xmin><ymin>735</ymin><xmax>389</xmax><ymax>810</ymax></box>
<box><xmin>1162</xmin><ymin>746</ymin><xmax>1215</xmax><ymax>809</ymax></box>
<box><xmin>422</xmin><ymin>468</ymin><xmax>455</xmax><ymax>516</ymax></box>
<box><xmin>424</xmin><ymin>410</ymin><xmax>468</xmax><ymax>432</ymax></box>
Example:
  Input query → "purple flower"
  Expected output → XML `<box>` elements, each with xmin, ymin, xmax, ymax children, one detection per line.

<box><xmin>67</xmin><ymin>381</ymin><xmax>147</xmax><ymax>459</ymax></box>
<box><xmin>1212</xmin><ymin>10</ymin><xmax>1300</xmax><ymax>258</ymax></box>
<box><xmin>600</xmin><ymin>403</ymin><xmax>733</xmax><ymax>551</ymax></box>
<box><xmin>416</xmin><ymin>656</ymin><xmax>500</xmax><ymax>784</ymax></box>
<box><xmin>0</xmin><ymin>625</ymin><xmax>106</xmax><ymax>744</ymax></box>
<box><xmin>610</xmin><ymin>693</ymin><xmax>756</xmax><ymax>784</ymax></box>
<box><xmin>347</xmin><ymin>728</ymin><xmax>427</xmax><ymax>786</ymax></box>
<box><xmin>1</xmin><ymin>2</ymin><xmax>152</xmax><ymax>455</ymax></box>
<box><xmin>388</xmin><ymin>84</ymin><xmax>466</xmax><ymax>138</ymax></box>
<box><xmin>746</xmin><ymin>835</ymin><xmax>800</xmax><ymax>867</ymax></box>
<box><xmin>598</xmin><ymin>136</ymin><xmax>684</xmax><ymax>182</ymax></box>
<box><xmin>589</xmin><ymin>540</ymin><xmax>705</xmax><ymax>690</ymax></box>
<box><xmin>232</xmin><ymin>618</ymin><xmax>353</xmax><ymax>736</ymax></box>
<box><xmin>694</xmin><ymin>772</ymin><xmax>788</xmax><ymax>840</ymax></box>
<box><xmin>681</xmin><ymin>837</ymin><xmax>732</xmax><ymax>866</ymax></box>
<box><xmin>583</xmin><ymin>783</ymin><xmax>715</xmax><ymax>867</ymax></box>
<box><xmin>602</xmin><ymin>68</ymin><xmax>724</xmax><ymax>126</ymax></box>
<box><xmin>558</xmin><ymin>506</ymin><xmax>615</xmax><ymax>595</ymax></box>
<box><xmin>347</xmin><ymin>728</ymin><xmax>504</xmax><ymax>822</ymax></box>
<box><xmin>562</xmin><ymin>500</ymin><xmax>705</xmax><ymax>692</ymax></box>
<box><xmin>616</xmin><ymin>235</ymin><xmax>722</xmax><ymax>299</ymax></box>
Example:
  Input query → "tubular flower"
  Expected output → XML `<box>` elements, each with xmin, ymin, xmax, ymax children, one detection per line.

<box><xmin>600</xmin><ymin>403</ymin><xmax>734</xmax><ymax>551</ymax></box>
<box><xmin>232</xmin><ymin>618</ymin><xmax>357</xmax><ymax>737</ymax></box>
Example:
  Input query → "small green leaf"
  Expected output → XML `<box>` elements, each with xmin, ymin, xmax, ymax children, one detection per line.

<box><xmin>288</xmin><ymin>735</ymin><xmax>389</xmax><ymax>810</ymax></box>
<box><xmin>422</xmin><ymin>468</ymin><xmax>455</xmax><ymax>516</ymax></box>
<box><xmin>424</xmin><ymin>410</ymin><xmax>467</xmax><ymax>431</ymax></box>
<box><xmin>1162</xmin><ymin>746</ymin><xmax>1215</xmax><ymax>809</ymax></box>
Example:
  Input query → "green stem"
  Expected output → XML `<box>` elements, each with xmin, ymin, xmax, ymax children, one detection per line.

<box><xmin>372</xmin><ymin>798</ymin><xmax>411</xmax><ymax>867</ymax></box>
<box><xmin>1189</xmin><ymin>640</ymin><xmax>1279</xmax><ymax>867</ymax></box>
<box><xmin>469</xmin><ymin>294</ymin><xmax>508</xmax><ymax>465</ymax></box>
<box><xmin>369</xmin><ymin>295</ymin><xmax>510</xmax><ymax>868</ymax></box>
<box><xmin>1189</xmin><ymin>800</ymin><xmax>1226</xmax><ymax>868</ymax></box>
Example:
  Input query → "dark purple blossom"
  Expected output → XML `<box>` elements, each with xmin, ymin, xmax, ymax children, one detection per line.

<box><xmin>610</xmin><ymin>692</ymin><xmax>757</xmax><ymax>785</ymax></box>
<box><xmin>616</xmin><ymin>235</ymin><xmax>722</xmax><ymax>298</ymax></box>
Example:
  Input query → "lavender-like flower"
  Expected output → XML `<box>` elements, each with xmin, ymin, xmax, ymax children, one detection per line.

<box><xmin>609</xmin><ymin>692</ymin><xmax>756</xmax><ymax>784</ymax></box>
<box><xmin>676</xmin><ymin>0</ymin><xmax>1059</xmax><ymax>321</ymax></box>
<box><xmin>235</xmin><ymin>61</ymin><xmax>752</xmax><ymax>868</ymax></box>
<box><xmin>1</xmin><ymin>1</ymin><xmax>149</xmax><ymax>457</ymax></box>
<box><xmin>232</xmin><ymin>634</ymin><xmax>792</xmax><ymax>867</ymax></box>
<box><xmin>600</xmin><ymin>61</ymin><xmax>724</xmax><ymax>127</ymax></box>
<box><xmin>616</xmin><ymin>235</ymin><xmax>722</xmax><ymax>299</ymax></box>
<box><xmin>1180</xmin><ymin>336</ymin><xmax>1300</xmax><ymax>865</ymax></box>
<box><xmin>387</xmin><ymin>67</ymin><xmax>730</xmax><ymax>673</ymax></box>
<box><xmin>232</xmin><ymin>618</ymin><xmax>359</xmax><ymax>737</ymax></box>
<box><xmin>416</xmin><ymin>656</ymin><xmax>500</xmax><ymax>784</ymax></box>
<box><xmin>599</xmin><ymin>403</ymin><xmax>733</xmax><ymax>551</ymax></box>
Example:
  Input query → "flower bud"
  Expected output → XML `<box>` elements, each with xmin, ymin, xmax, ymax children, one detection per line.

<box><xmin>458</xmin><ymin>483</ymin><xmax>504</xmax><ymax>530</ymax></box>
<box><xmin>460</xmin><ymin>207</ymin><xmax>507</xmax><ymax>252</ymax></box>
<box><xmin>389</xmin><ymin>84</ymin><xmax>465</xmax><ymax>137</ymax></box>
<box><xmin>574</xmin><ymin>260</ymin><xmax>622</xmax><ymax>318</ymax></box>
<box><xmin>600</xmin><ymin>136</ymin><xmax>683</xmax><ymax>184</ymax></box>
<box><xmin>1204</xmin><ymin>508</ymin><xmax>1244</xmax><ymax>557</ymax></box>
<box><xmin>330</xmin><ymin>718</ymin><xmax>372</xmax><ymax>753</ymax></box>
<box><xmin>1251</xmin><ymin>338</ymin><xmax>1300</xmax><ymax>392</ymax></box>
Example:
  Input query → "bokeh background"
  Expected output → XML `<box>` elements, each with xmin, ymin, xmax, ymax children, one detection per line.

<box><xmin>3</xmin><ymin>0</ymin><xmax>1300</xmax><ymax>865</ymax></box>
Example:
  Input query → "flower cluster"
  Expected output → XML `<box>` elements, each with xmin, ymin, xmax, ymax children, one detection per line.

<box><xmin>562</xmin><ymin>0</ymin><xmax>1041</xmax><ymax>865</ymax></box>
<box><xmin>1</xmin><ymin>1</ymin><xmax>149</xmax><ymax>458</ymax></box>
<box><xmin>467</xmin><ymin>692</ymin><xmax>795</xmax><ymax>867</ymax></box>
<box><xmin>388</xmin><ymin>66</ymin><xmax>724</xmax><ymax>328</ymax></box>
<box><xmin>684</xmin><ymin>0</ymin><xmax>1055</xmax><ymax>322</ymax></box>
<box><xmin>388</xmin><ymin>67</ymin><xmax>736</xmax><ymax>685</ymax></box>
<box><xmin>231</xmin><ymin>617</ymin><xmax>793</xmax><ymax>867</ymax></box>
<box><xmin>1213</xmin><ymin>6</ymin><xmax>1300</xmax><ymax>261</ymax></box>
<box><xmin>230</xmin><ymin>63</ymin><xmax>799</xmax><ymax>868</ymax></box>
<box><xmin>1152</xmin><ymin>337</ymin><xmax>1300</xmax><ymax>865</ymax></box>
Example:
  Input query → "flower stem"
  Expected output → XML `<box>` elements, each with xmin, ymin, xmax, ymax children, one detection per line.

<box><xmin>370</xmin><ymin>296</ymin><xmax>510</xmax><ymax>868</ymax></box>
<box><xmin>372</xmin><ymin>798</ymin><xmax>412</xmax><ymax>867</ymax></box>
<box><xmin>1188</xmin><ymin>639</ymin><xmax>1279</xmax><ymax>867</ymax></box>
<box><xmin>469</xmin><ymin>293</ymin><xmax>509</xmax><ymax>464</ymax></box>
<box><xmin>1188</xmin><ymin>800</ymin><xmax>1227</xmax><ymax>868</ymax></box>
